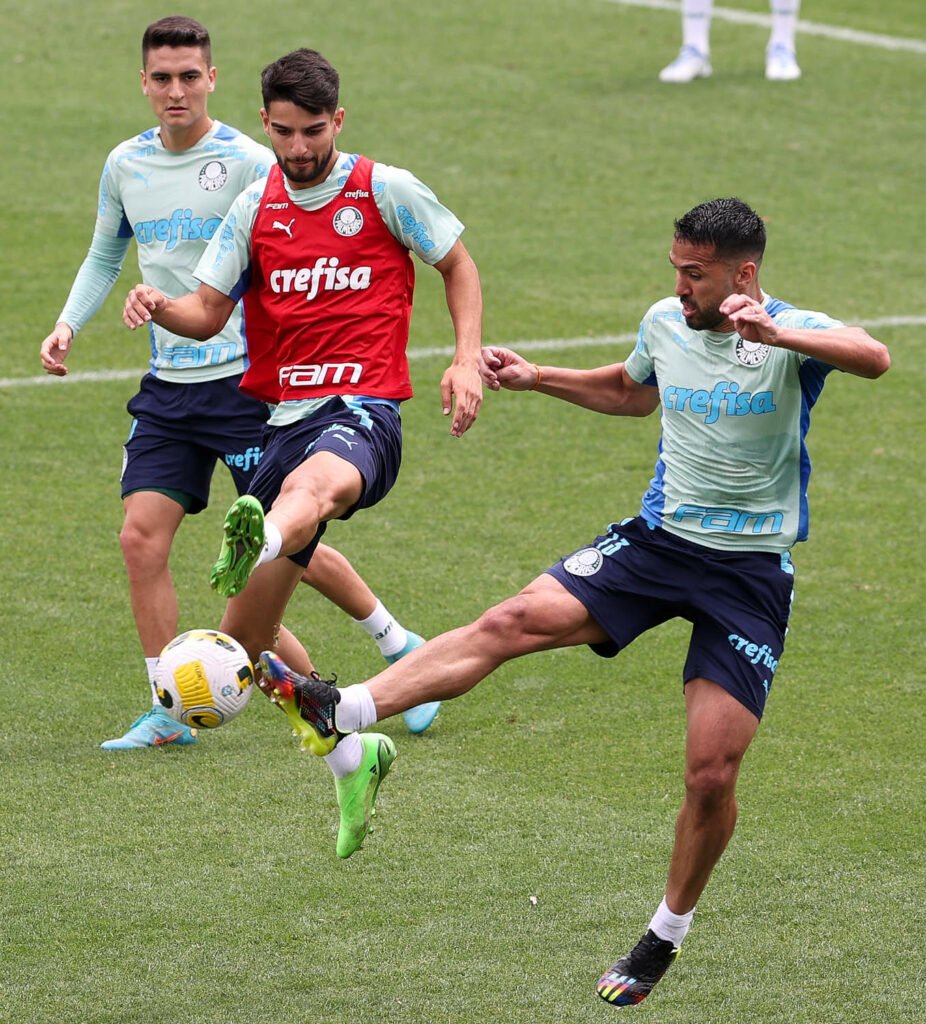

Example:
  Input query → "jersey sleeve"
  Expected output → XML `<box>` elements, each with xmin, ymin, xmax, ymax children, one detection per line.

<box><xmin>193</xmin><ymin>180</ymin><xmax>265</xmax><ymax>301</ymax></box>
<box><xmin>57</xmin><ymin>230</ymin><xmax>132</xmax><ymax>334</ymax></box>
<box><xmin>372</xmin><ymin>163</ymin><xmax>464</xmax><ymax>265</ymax></box>
<box><xmin>94</xmin><ymin>152</ymin><xmax>134</xmax><ymax>240</ymax></box>
<box><xmin>57</xmin><ymin>151</ymin><xmax>134</xmax><ymax>334</ymax></box>
<box><xmin>624</xmin><ymin>308</ymin><xmax>660</xmax><ymax>386</ymax></box>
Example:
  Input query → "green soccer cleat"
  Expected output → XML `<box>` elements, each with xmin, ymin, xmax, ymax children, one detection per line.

<box><xmin>258</xmin><ymin>650</ymin><xmax>340</xmax><ymax>756</ymax></box>
<box><xmin>335</xmin><ymin>732</ymin><xmax>397</xmax><ymax>859</ymax></box>
<box><xmin>210</xmin><ymin>495</ymin><xmax>265</xmax><ymax>597</ymax></box>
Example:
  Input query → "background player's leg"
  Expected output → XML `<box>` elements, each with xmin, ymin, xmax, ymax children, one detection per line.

<box><xmin>101</xmin><ymin>490</ymin><xmax>195</xmax><ymax>750</ymax></box>
<box><xmin>300</xmin><ymin>544</ymin><xmax>438</xmax><ymax>733</ymax></box>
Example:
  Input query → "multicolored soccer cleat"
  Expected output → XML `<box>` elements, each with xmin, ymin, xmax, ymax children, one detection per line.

<box><xmin>335</xmin><ymin>732</ymin><xmax>397</xmax><ymax>858</ymax></box>
<box><xmin>100</xmin><ymin>707</ymin><xmax>198</xmax><ymax>750</ymax></box>
<box><xmin>384</xmin><ymin>631</ymin><xmax>440</xmax><ymax>735</ymax></box>
<box><xmin>596</xmin><ymin>929</ymin><xmax>680</xmax><ymax>1007</ymax></box>
<box><xmin>258</xmin><ymin>650</ymin><xmax>341</xmax><ymax>756</ymax></box>
<box><xmin>210</xmin><ymin>495</ymin><xmax>265</xmax><ymax>598</ymax></box>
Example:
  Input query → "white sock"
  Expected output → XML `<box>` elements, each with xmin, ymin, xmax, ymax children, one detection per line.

<box><xmin>681</xmin><ymin>0</ymin><xmax>713</xmax><ymax>55</ymax></box>
<box><xmin>648</xmin><ymin>897</ymin><xmax>695</xmax><ymax>947</ymax></box>
<box><xmin>324</xmin><ymin>731</ymin><xmax>363</xmax><ymax>778</ymax></box>
<box><xmin>256</xmin><ymin>520</ymin><xmax>283</xmax><ymax>567</ymax></box>
<box><xmin>768</xmin><ymin>1</ymin><xmax>800</xmax><ymax>51</ymax></box>
<box><xmin>146</xmin><ymin>658</ymin><xmax>159</xmax><ymax>705</ymax></box>
<box><xmin>334</xmin><ymin>684</ymin><xmax>378</xmax><ymax>733</ymax></box>
<box><xmin>353</xmin><ymin>599</ymin><xmax>408</xmax><ymax>657</ymax></box>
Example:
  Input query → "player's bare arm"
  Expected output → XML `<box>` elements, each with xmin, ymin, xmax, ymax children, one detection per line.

<box><xmin>719</xmin><ymin>294</ymin><xmax>891</xmax><ymax>378</ymax></box>
<box><xmin>40</xmin><ymin>323</ymin><xmax>74</xmax><ymax>376</ymax></box>
<box><xmin>483</xmin><ymin>346</ymin><xmax>660</xmax><ymax>417</ymax></box>
<box><xmin>123</xmin><ymin>281</ymin><xmax>236</xmax><ymax>340</ymax></box>
<box><xmin>434</xmin><ymin>239</ymin><xmax>483</xmax><ymax>437</ymax></box>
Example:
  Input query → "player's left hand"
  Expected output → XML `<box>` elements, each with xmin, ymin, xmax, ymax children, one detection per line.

<box><xmin>440</xmin><ymin>360</ymin><xmax>483</xmax><ymax>437</ymax></box>
<box><xmin>720</xmin><ymin>294</ymin><xmax>780</xmax><ymax>345</ymax></box>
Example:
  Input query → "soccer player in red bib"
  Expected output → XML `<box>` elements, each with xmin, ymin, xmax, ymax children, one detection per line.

<box><xmin>124</xmin><ymin>48</ymin><xmax>483</xmax><ymax>848</ymax></box>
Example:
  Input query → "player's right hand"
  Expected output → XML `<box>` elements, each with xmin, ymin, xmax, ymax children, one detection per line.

<box><xmin>123</xmin><ymin>284</ymin><xmax>166</xmax><ymax>329</ymax></box>
<box><xmin>40</xmin><ymin>323</ymin><xmax>73</xmax><ymax>376</ymax></box>
<box><xmin>480</xmin><ymin>345</ymin><xmax>538</xmax><ymax>392</ymax></box>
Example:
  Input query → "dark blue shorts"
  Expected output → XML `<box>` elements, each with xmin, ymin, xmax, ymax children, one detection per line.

<box><xmin>122</xmin><ymin>373</ymin><xmax>268</xmax><ymax>513</ymax></box>
<box><xmin>248</xmin><ymin>397</ymin><xmax>403</xmax><ymax>567</ymax></box>
<box><xmin>545</xmin><ymin>517</ymin><xmax>795</xmax><ymax>719</ymax></box>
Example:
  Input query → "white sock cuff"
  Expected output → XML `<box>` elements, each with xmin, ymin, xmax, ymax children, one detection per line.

<box><xmin>354</xmin><ymin>600</ymin><xmax>407</xmax><ymax>656</ymax></box>
<box><xmin>257</xmin><ymin>521</ymin><xmax>283</xmax><ymax>566</ymax></box>
<box><xmin>334</xmin><ymin>684</ymin><xmax>378</xmax><ymax>733</ymax></box>
<box><xmin>324</xmin><ymin>731</ymin><xmax>363</xmax><ymax>778</ymax></box>
<box><xmin>648</xmin><ymin>897</ymin><xmax>695</xmax><ymax>947</ymax></box>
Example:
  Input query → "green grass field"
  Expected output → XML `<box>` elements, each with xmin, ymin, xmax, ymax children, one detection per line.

<box><xmin>1</xmin><ymin>2</ymin><xmax>924</xmax><ymax>1021</ymax></box>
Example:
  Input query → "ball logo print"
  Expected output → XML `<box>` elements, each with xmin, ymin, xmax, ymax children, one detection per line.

<box><xmin>333</xmin><ymin>206</ymin><xmax>363</xmax><ymax>236</ymax></box>
<box><xmin>155</xmin><ymin>629</ymin><xmax>254</xmax><ymax>728</ymax></box>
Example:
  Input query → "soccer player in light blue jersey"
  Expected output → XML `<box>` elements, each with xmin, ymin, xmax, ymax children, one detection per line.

<box><xmin>256</xmin><ymin>198</ymin><xmax>889</xmax><ymax>1005</ymax></box>
<box><xmin>40</xmin><ymin>17</ymin><xmax>432</xmax><ymax>750</ymax></box>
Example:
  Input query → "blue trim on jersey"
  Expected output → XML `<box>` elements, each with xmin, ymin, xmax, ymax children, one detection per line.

<box><xmin>342</xmin><ymin>395</ymin><xmax>400</xmax><ymax>430</ymax></box>
<box><xmin>214</xmin><ymin>123</ymin><xmax>240</xmax><ymax>141</ymax></box>
<box><xmin>146</xmin><ymin>323</ymin><xmax>159</xmax><ymax>376</ymax></box>
<box><xmin>139</xmin><ymin>127</ymin><xmax>157</xmax><ymax>142</ymax></box>
<box><xmin>229</xmin><ymin>267</ymin><xmax>251</xmax><ymax>303</ymax></box>
<box><xmin>765</xmin><ymin>297</ymin><xmax>795</xmax><ymax>317</ymax></box>
<box><xmin>639</xmin><ymin>435</ymin><xmax>667</xmax><ymax>526</ymax></box>
<box><xmin>795</xmin><ymin>357</ymin><xmax>835</xmax><ymax>542</ymax></box>
<box><xmin>342</xmin><ymin>153</ymin><xmax>361</xmax><ymax>172</ymax></box>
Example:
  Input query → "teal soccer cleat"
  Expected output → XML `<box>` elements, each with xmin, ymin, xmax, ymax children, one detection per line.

<box><xmin>100</xmin><ymin>707</ymin><xmax>198</xmax><ymax>750</ymax></box>
<box><xmin>385</xmin><ymin>631</ymin><xmax>440</xmax><ymax>735</ymax></box>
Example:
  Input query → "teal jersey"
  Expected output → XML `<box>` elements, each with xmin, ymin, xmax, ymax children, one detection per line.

<box><xmin>625</xmin><ymin>295</ymin><xmax>844</xmax><ymax>554</ymax></box>
<box><xmin>69</xmin><ymin>121</ymin><xmax>272</xmax><ymax>382</ymax></box>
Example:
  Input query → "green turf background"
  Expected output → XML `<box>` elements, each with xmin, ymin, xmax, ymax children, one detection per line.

<box><xmin>1</xmin><ymin>2</ymin><xmax>923</xmax><ymax>1021</ymax></box>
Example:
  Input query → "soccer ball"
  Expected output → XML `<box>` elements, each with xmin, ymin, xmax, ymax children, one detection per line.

<box><xmin>155</xmin><ymin>629</ymin><xmax>254</xmax><ymax>729</ymax></box>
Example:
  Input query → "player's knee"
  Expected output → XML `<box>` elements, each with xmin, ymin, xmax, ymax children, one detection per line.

<box><xmin>119</xmin><ymin>519</ymin><xmax>169</xmax><ymax>567</ymax></box>
<box><xmin>684</xmin><ymin>759</ymin><xmax>739</xmax><ymax>809</ymax></box>
<box><xmin>472</xmin><ymin>595</ymin><xmax>540</xmax><ymax>649</ymax></box>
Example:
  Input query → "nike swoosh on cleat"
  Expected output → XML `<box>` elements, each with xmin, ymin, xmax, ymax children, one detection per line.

<box><xmin>153</xmin><ymin>731</ymin><xmax>183</xmax><ymax>745</ymax></box>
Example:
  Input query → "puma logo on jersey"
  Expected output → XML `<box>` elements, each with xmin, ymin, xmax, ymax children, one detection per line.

<box><xmin>269</xmin><ymin>258</ymin><xmax>373</xmax><ymax>301</ymax></box>
<box><xmin>272</xmin><ymin>218</ymin><xmax>295</xmax><ymax>238</ymax></box>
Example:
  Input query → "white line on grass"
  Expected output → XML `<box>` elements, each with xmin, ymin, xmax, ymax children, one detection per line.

<box><xmin>606</xmin><ymin>0</ymin><xmax>926</xmax><ymax>54</ymax></box>
<box><xmin>3</xmin><ymin>315</ymin><xmax>922</xmax><ymax>390</ymax></box>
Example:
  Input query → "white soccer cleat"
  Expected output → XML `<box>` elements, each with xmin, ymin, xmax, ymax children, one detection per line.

<box><xmin>659</xmin><ymin>47</ymin><xmax>712</xmax><ymax>84</ymax></box>
<box><xmin>765</xmin><ymin>45</ymin><xmax>801</xmax><ymax>81</ymax></box>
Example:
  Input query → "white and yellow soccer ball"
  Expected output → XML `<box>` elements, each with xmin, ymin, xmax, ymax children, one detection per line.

<box><xmin>155</xmin><ymin>629</ymin><xmax>254</xmax><ymax>729</ymax></box>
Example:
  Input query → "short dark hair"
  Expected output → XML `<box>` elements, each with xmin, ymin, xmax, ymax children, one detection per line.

<box><xmin>261</xmin><ymin>49</ymin><xmax>339</xmax><ymax>114</ymax></box>
<box><xmin>142</xmin><ymin>16</ymin><xmax>211</xmax><ymax>66</ymax></box>
<box><xmin>674</xmin><ymin>197</ymin><xmax>766</xmax><ymax>264</ymax></box>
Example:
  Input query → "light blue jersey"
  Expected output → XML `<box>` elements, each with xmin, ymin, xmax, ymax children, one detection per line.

<box><xmin>625</xmin><ymin>295</ymin><xmax>843</xmax><ymax>554</ymax></box>
<box><xmin>59</xmin><ymin>121</ymin><xmax>272</xmax><ymax>382</ymax></box>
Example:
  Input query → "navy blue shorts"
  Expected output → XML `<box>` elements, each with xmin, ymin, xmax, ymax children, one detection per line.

<box><xmin>248</xmin><ymin>397</ymin><xmax>403</xmax><ymax>567</ymax></box>
<box><xmin>122</xmin><ymin>373</ymin><xmax>268</xmax><ymax>513</ymax></box>
<box><xmin>545</xmin><ymin>517</ymin><xmax>795</xmax><ymax>718</ymax></box>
